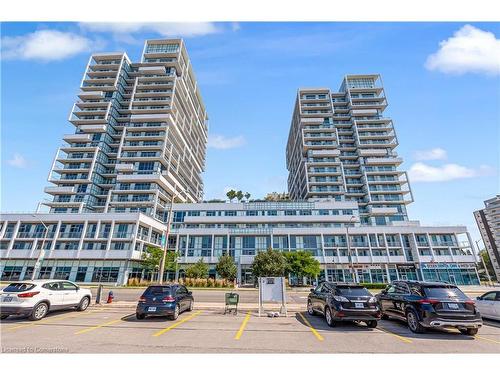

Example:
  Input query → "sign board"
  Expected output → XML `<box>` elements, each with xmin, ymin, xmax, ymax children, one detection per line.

<box><xmin>258</xmin><ymin>277</ymin><xmax>287</xmax><ymax>317</ymax></box>
<box><xmin>161</xmin><ymin>234</ymin><xmax>166</xmax><ymax>247</ymax></box>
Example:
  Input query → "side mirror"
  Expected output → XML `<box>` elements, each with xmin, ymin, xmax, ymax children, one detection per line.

<box><xmin>188</xmin><ymin>291</ymin><xmax>193</xmax><ymax>295</ymax></box>
<box><xmin>310</xmin><ymin>288</ymin><xmax>315</xmax><ymax>293</ymax></box>
<box><xmin>476</xmin><ymin>296</ymin><xmax>481</xmax><ymax>300</ymax></box>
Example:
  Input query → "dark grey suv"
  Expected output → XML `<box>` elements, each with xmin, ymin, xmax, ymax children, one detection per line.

<box><xmin>376</xmin><ymin>281</ymin><xmax>482</xmax><ymax>335</ymax></box>
<box><xmin>307</xmin><ymin>282</ymin><xmax>381</xmax><ymax>328</ymax></box>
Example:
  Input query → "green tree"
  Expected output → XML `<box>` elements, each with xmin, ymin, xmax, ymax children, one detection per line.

<box><xmin>226</xmin><ymin>189</ymin><xmax>237</xmax><ymax>202</ymax></box>
<box><xmin>141</xmin><ymin>245</ymin><xmax>164</xmax><ymax>281</ymax></box>
<box><xmin>284</xmin><ymin>250</ymin><xmax>321</xmax><ymax>283</ymax></box>
<box><xmin>251</xmin><ymin>248</ymin><xmax>287</xmax><ymax>277</ymax></box>
<box><xmin>478</xmin><ymin>249</ymin><xmax>498</xmax><ymax>281</ymax></box>
<box><xmin>244</xmin><ymin>192</ymin><xmax>251</xmax><ymax>201</ymax></box>
<box><xmin>215</xmin><ymin>255</ymin><xmax>237</xmax><ymax>281</ymax></box>
<box><xmin>185</xmin><ymin>259</ymin><xmax>209</xmax><ymax>279</ymax></box>
<box><xmin>236</xmin><ymin>190</ymin><xmax>244</xmax><ymax>202</ymax></box>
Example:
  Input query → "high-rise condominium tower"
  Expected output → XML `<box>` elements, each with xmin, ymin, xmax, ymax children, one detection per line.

<box><xmin>43</xmin><ymin>39</ymin><xmax>208</xmax><ymax>221</ymax></box>
<box><xmin>286</xmin><ymin>74</ymin><xmax>413</xmax><ymax>226</ymax></box>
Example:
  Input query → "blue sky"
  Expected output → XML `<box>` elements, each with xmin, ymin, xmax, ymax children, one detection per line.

<box><xmin>1</xmin><ymin>22</ymin><xmax>499</xmax><ymax>242</ymax></box>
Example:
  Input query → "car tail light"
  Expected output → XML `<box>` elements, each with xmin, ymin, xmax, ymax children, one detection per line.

<box><xmin>162</xmin><ymin>296</ymin><xmax>175</xmax><ymax>302</ymax></box>
<box><xmin>465</xmin><ymin>300</ymin><xmax>475</xmax><ymax>306</ymax></box>
<box><xmin>17</xmin><ymin>291</ymin><xmax>40</xmax><ymax>298</ymax></box>
<box><xmin>138</xmin><ymin>296</ymin><xmax>146</xmax><ymax>302</ymax></box>
<box><xmin>418</xmin><ymin>299</ymin><xmax>440</xmax><ymax>305</ymax></box>
<box><xmin>336</xmin><ymin>312</ymin><xmax>345</xmax><ymax>317</ymax></box>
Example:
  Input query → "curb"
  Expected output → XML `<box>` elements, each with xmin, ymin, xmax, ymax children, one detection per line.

<box><xmin>91</xmin><ymin>302</ymin><xmax>305</xmax><ymax>312</ymax></box>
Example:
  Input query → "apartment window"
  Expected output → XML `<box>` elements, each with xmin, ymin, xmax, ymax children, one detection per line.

<box><xmin>138</xmin><ymin>162</ymin><xmax>154</xmax><ymax>171</ymax></box>
<box><xmin>319</xmin><ymin>210</ymin><xmax>329</xmax><ymax>215</ymax></box>
<box><xmin>285</xmin><ymin>210</ymin><xmax>296</xmax><ymax>216</ymax></box>
<box><xmin>267</xmin><ymin>210</ymin><xmax>277</xmax><ymax>216</ymax></box>
<box><xmin>224</xmin><ymin>211</ymin><xmax>237</xmax><ymax>216</ymax></box>
<box><xmin>145</xmin><ymin>44</ymin><xmax>179</xmax><ymax>53</ymax></box>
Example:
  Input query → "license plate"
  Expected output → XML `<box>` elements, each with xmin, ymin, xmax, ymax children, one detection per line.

<box><xmin>354</xmin><ymin>302</ymin><xmax>364</xmax><ymax>308</ymax></box>
<box><xmin>147</xmin><ymin>307</ymin><xmax>157</xmax><ymax>312</ymax></box>
<box><xmin>3</xmin><ymin>297</ymin><xmax>13</xmax><ymax>302</ymax></box>
<box><xmin>448</xmin><ymin>303</ymin><xmax>459</xmax><ymax>309</ymax></box>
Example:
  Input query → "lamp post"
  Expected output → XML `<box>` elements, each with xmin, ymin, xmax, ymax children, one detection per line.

<box><xmin>346</xmin><ymin>215</ymin><xmax>357</xmax><ymax>283</ymax></box>
<box><xmin>475</xmin><ymin>239</ymin><xmax>492</xmax><ymax>286</ymax></box>
<box><xmin>158</xmin><ymin>189</ymin><xmax>187</xmax><ymax>285</ymax></box>
<box><xmin>31</xmin><ymin>214</ymin><xmax>49</xmax><ymax>280</ymax></box>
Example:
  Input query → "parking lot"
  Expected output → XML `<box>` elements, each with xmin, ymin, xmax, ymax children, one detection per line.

<box><xmin>1</xmin><ymin>304</ymin><xmax>500</xmax><ymax>353</ymax></box>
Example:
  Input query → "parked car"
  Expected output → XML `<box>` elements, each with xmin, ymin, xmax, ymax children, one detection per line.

<box><xmin>376</xmin><ymin>281</ymin><xmax>482</xmax><ymax>335</ymax></box>
<box><xmin>307</xmin><ymin>282</ymin><xmax>381</xmax><ymax>328</ymax></box>
<box><xmin>475</xmin><ymin>291</ymin><xmax>500</xmax><ymax>320</ymax></box>
<box><xmin>136</xmin><ymin>284</ymin><xmax>194</xmax><ymax>320</ymax></box>
<box><xmin>0</xmin><ymin>280</ymin><xmax>92</xmax><ymax>321</ymax></box>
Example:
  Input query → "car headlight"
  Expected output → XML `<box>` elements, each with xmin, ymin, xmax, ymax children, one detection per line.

<box><xmin>332</xmin><ymin>295</ymin><xmax>349</xmax><ymax>302</ymax></box>
<box><xmin>368</xmin><ymin>297</ymin><xmax>377</xmax><ymax>303</ymax></box>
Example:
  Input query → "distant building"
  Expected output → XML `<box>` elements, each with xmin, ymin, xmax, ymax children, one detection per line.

<box><xmin>474</xmin><ymin>195</ymin><xmax>500</xmax><ymax>281</ymax></box>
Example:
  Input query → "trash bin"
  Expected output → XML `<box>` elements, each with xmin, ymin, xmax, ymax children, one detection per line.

<box><xmin>224</xmin><ymin>292</ymin><xmax>239</xmax><ymax>315</ymax></box>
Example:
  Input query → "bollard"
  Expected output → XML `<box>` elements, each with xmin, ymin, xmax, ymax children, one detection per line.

<box><xmin>96</xmin><ymin>284</ymin><xmax>103</xmax><ymax>304</ymax></box>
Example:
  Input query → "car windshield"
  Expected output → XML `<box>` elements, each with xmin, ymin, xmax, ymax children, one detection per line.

<box><xmin>145</xmin><ymin>286</ymin><xmax>171</xmax><ymax>295</ymax></box>
<box><xmin>423</xmin><ymin>286</ymin><xmax>468</xmax><ymax>300</ymax></box>
<box><xmin>337</xmin><ymin>286</ymin><xmax>372</xmax><ymax>297</ymax></box>
<box><xmin>3</xmin><ymin>283</ymin><xmax>35</xmax><ymax>292</ymax></box>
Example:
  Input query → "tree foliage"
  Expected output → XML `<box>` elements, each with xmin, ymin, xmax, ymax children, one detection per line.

<box><xmin>215</xmin><ymin>255</ymin><xmax>237</xmax><ymax>280</ymax></box>
<box><xmin>226</xmin><ymin>189</ymin><xmax>237</xmax><ymax>202</ymax></box>
<box><xmin>284</xmin><ymin>250</ymin><xmax>321</xmax><ymax>279</ymax></box>
<box><xmin>185</xmin><ymin>259</ymin><xmax>210</xmax><ymax>279</ymax></box>
<box><xmin>141</xmin><ymin>245</ymin><xmax>163</xmax><ymax>273</ymax></box>
<box><xmin>251</xmin><ymin>248</ymin><xmax>287</xmax><ymax>277</ymax></box>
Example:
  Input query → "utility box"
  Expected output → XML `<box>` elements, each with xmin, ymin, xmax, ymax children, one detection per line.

<box><xmin>258</xmin><ymin>277</ymin><xmax>287</xmax><ymax>317</ymax></box>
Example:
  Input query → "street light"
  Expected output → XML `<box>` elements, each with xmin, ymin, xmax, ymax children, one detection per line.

<box><xmin>475</xmin><ymin>238</ymin><xmax>492</xmax><ymax>286</ymax></box>
<box><xmin>31</xmin><ymin>214</ymin><xmax>48</xmax><ymax>280</ymax></box>
<box><xmin>346</xmin><ymin>215</ymin><xmax>357</xmax><ymax>283</ymax></box>
<box><xmin>158</xmin><ymin>188</ymin><xmax>188</xmax><ymax>285</ymax></box>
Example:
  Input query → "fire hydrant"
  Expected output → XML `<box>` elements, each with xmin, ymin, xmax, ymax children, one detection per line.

<box><xmin>106</xmin><ymin>291</ymin><xmax>114</xmax><ymax>304</ymax></box>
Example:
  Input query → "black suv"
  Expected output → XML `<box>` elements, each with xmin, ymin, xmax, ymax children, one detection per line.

<box><xmin>307</xmin><ymin>282</ymin><xmax>381</xmax><ymax>328</ymax></box>
<box><xmin>376</xmin><ymin>281</ymin><xmax>482</xmax><ymax>335</ymax></box>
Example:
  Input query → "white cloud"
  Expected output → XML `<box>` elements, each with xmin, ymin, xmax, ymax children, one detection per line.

<box><xmin>408</xmin><ymin>162</ymin><xmax>495</xmax><ymax>182</ymax></box>
<box><xmin>414</xmin><ymin>147</ymin><xmax>447</xmax><ymax>161</ymax></box>
<box><xmin>425</xmin><ymin>24</ymin><xmax>500</xmax><ymax>75</ymax></box>
<box><xmin>1</xmin><ymin>30</ymin><xmax>96</xmax><ymax>61</ymax></box>
<box><xmin>208</xmin><ymin>135</ymin><xmax>245</xmax><ymax>150</ymax></box>
<box><xmin>81</xmin><ymin>22</ymin><xmax>220</xmax><ymax>38</ymax></box>
<box><xmin>7</xmin><ymin>153</ymin><xmax>28</xmax><ymax>168</ymax></box>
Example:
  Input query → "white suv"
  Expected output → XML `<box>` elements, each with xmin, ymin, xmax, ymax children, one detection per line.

<box><xmin>0</xmin><ymin>280</ymin><xmax>92</xmax><ymax>321</ymax></box>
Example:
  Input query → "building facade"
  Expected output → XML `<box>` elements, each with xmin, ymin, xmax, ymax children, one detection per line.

<box><xmin>286</xmin><ymin>75</ymin><xmax>413</xmax><ymax>226</ymax></box>
<box><xmin>0</xmin><ymin>41</ymin><xmax>481</xmax><ymax>286</ymax></box>
<box><xmin>43</xmin><ymin>39</ymin><xmax>208</xmax><ymax>222</ymax></box>
<box><xmin>0</xmin><ymin>202</ymin><xmax>479</xmax><ymax>285</ymax></box>
<box><xmin>474</xmin><ymin>195</ymin><xmax>500</xmax><ymax>281</ymax></box>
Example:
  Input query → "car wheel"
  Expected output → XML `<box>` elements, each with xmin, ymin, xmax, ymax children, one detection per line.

<box><xmin>136</xmin><ymin>313</ymin><xmax>145</xmax><ymax>320</ymax></box>
<box><xmin>325</xmin><ymin>307</ymin><xmax>336</xmax><ymax>327</ymax></box>
<box><xmin>459</xmin><ymin>328</ymin><xmax>478</xmax><ymax>336</ymax></box>
<box><xmin>77</xmin><ymin>296</ymin><xmax>90</xmax><ymax>311</ymax></box>
<box><xmin>170</xmin><ymin>305</ymin><xmax>180</xmax><ymax>320</ymax></box>
<box><xmin>366</xmin><ymin>320</ymin><xmax>378</xmax><ymax>328</ymax></box>
<box><xmin>0</xmin><ymin>315</ymin><xmax>9</xmax><ymax>320</ymax></box>
<box><xmin>29</xmin><ymin>302</ymin><xmax>49</xmax><ymax>321</ymax></box>
<box><xmin>405</xmin><ymin>309</ymin><xmax>425</xmax><ymax>333</ymax></box>
<box><xmin>187</xmin><ymin>300</ymin><xmax>193</xmax><ymax>312</ymax></box>
<box><xmin>307</xmin><ymin>300</ymin><xmax>316</xmax><ymax>316</ymax></box>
